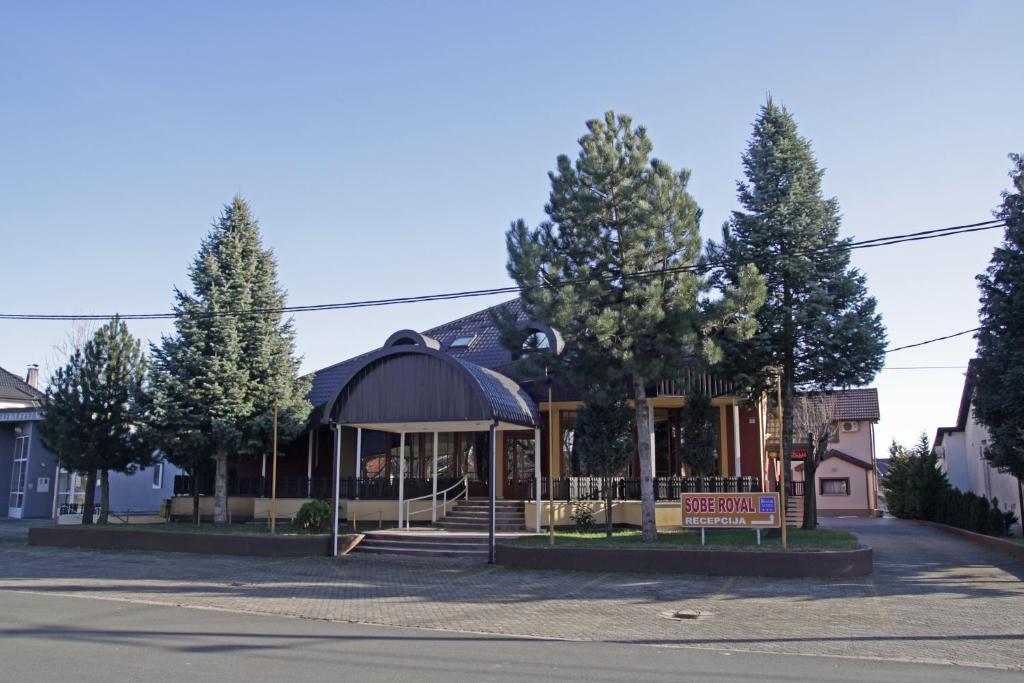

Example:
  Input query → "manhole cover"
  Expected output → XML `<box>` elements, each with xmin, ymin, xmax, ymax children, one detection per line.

<box><xmin>662</xmin><ymin>609</ymin><xmax>712</xmax><ymax>620</ymax></box>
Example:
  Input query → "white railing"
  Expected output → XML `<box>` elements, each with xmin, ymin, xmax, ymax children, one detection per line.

<box><xmin>404</xmin><ymin>476</ymin><xmax>469</xmax><ymax>529</ymax></box>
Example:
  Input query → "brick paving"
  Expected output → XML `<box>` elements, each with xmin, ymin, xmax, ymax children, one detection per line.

<box><xmin>0</xmin><ymin>517</ymin><xmax>1022</xmax><ymax>670</ymax></box>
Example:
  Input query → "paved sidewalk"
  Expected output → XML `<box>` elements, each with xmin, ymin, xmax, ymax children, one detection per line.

<box><xmin>0</xmin><ymin>517</ymin><xmax>1022</xmax><ymax>670</ymax></box>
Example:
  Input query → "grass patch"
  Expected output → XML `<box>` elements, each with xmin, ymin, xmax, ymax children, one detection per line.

<box><xmin>508</xmin><ymin>527</ymin><xmax>859</xmax><ymax>551</ymax></box>
<box><xmin>74</xmin><ymin>522</ymin><xmax>317</xmax><ymax>536</ymax></box>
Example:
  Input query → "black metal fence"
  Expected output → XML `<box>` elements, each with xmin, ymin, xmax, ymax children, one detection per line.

<box><xmin>788</xmin><ymin>481</ymin><xmax>806</xmax><ymax>497</ymax></box>
<box><xmin>509</xmin><ymin>476</ymin><xmax>762</xmax><ymax>501</ymax></box>
<box><xmin>173</xmin><ymin>475</ymin><xmax>451</xmax><ymax>500</ymax></box>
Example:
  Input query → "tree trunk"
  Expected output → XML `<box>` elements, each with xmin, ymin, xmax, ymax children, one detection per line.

<box><xmin>81</xmin><ymin>469</ymin><xmax>97</xmax><ymax>525</ymax></box>
<box><xmin>213</xmin><ymin>451</ymin><xmax>228</xmax><ymax>525</ymax></box>
<box><xmin>802</xmin><ymin>446</ymin><xmax>818</xmax><ymax>530</ymax></box>
<box><xmin>633</xmin><ymin>375</ymin><xmax>658</xmax><ymax>542</ymax></box>
<box><xmin>605</xmin><ymin>475</ymin><xmax>613</xmax><ymax>538</ymax></box>
<box><xmin>98</xmin><ymin>469</ymin><xmax>110</xmax><ymax>525</ymax></box>
<box><xmin>191</xmin><ymin>465</ymin><xmax>200</xmax><ymax>526</ymax></box>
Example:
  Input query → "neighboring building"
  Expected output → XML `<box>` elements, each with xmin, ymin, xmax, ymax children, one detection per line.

<box><xmin>169</xmin><ymin>299</ymin><xmax>878</xmax><ymax>527</ymax></box>
<box><xmin>933</xmin><ymin>361</ymin><xmax>1023</xmax><ymax>533</ymax></box>
<box><xmin>0</xmin><ymin>365</ymin><xmax>57</xmax><ymax>519</ymax></box>
<box><xmin>765</xmin><ymin>389</ymin><xmax>881</xmax><ymax>517</ymax></box>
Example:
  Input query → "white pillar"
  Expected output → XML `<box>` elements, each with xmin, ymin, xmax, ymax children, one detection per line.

<box><xmin>307</xmin><ymin>431</ymin><xmax>314</xmax><ymax>497</ymax></box>
<box><xmin>732</xmin><ymin>403</ymin><xmax>742</xmax><ymax>479</ymax></box>
<box><xmin>398</xmin><ymin>432</ymin><xmax>406</xmax><ymax>528</ymax></box>
<box><xmin>331</xmin><ymin>424</ymin><xmax>341</xmax><ymax>557</ymax></box>
<box><xmin>355</xmin><ymin>427</ymin><xmax>363</xmax><ymax>500</ymax></box>
<box><xmin>488</xmin><ymin>423</ymin><xmax>497</xmax><ymax>563</ymax></box>
<box><xmin>647</xmin><ymin>402</ymin><xmax>656</xmax><ymax>473</ymax></box>
<box><xmin>432</xmin><ymin>432</ymin><xmax>439</xmax><ymax>524</ymax></box>
<box><xmin>261</xmin><ymin>453</ymin><xmax>267</xmax><ymax>478</ymax></box>
<box><xmin>534</xmin><ymin>427</ymin><xmax>542</xmax><ymax>533</ymax></box>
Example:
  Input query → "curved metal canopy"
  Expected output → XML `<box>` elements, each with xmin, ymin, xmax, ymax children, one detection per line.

<box><xmin>321</xmin><ymin>345</ymin><xmax>539</xmax><ymax>431</ymax></box>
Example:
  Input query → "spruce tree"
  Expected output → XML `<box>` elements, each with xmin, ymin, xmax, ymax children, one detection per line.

<box><xmin>149</xmin><ymin>197</ymin><xmax>310</xmax><ymax>524</ymax></box>
<box><xmin>40</xmin><ymin>316</ymin><xmax>149</xmax><ymax>524</ymax></box>
<box><xmin>971</xmin><ymin>155</ymin><xmax>1024</xmax><ymax>518</ymax></box>
<box><xmin>506</xmin><ymin>112</ymin><xmax>764</xmax><ymax>541</ymax></box>
<box><xmin>708</xmin><ymin>100</ymin><xmax>885</xmax><ymax>528</ymax></box>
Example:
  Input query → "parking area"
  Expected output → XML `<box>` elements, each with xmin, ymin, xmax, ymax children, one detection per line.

<box><xmin>0</xmin><ymin>517</ymin><xmax>1021</xmax><ymax>670</ymax></box>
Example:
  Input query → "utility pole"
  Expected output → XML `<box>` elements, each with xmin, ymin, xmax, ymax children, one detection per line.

<box><xmin>776</xmin><ymin>373</ymin><xmax>787</xmax><ymax>550</ymax></box>
<box><xmin>547</xmin><ymin>366</ymin><xmax>556</xmax><ymax>546</ymax></box>
<box><xmin>270</xmin><ymin>400</ymin><xmax>279</xmax><ymax>535</ymax></box>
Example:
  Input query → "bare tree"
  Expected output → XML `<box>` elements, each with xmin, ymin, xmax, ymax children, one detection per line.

<box><xmin>793</xmin><ymin>392</ymin><xmax>839</xmax><ymax>529</ymax></box>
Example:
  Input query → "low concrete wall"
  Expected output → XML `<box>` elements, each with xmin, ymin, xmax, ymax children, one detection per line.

<box><xmin>27</xmin><ymin>526</ymin><xmax>354</xmax><ymax>557</ymax></box>
<box><xmin>524</xmin><ymin>500</ymin><xmax>694</xmax><ymax>529</ymax></box>
<box><xmin>917</xmin><ymin>520</ymin><xmax>1024</xmax><ymax>562</ymax></box>
<box><xmin>496</xmin><ymin>543</ymin><xmax>873</xmax><ymax>578</ymax></box>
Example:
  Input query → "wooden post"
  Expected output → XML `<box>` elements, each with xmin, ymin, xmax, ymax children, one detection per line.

<box><xmin>270</xmin><ymin>400</ymin><xmax>279</xmax><ymax>535</ymax></box>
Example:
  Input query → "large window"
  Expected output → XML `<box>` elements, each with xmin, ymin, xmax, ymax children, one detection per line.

<box><xmin>152</xmin><ymin>462</ymin><xmax>164</xmax><ymax>489</ymax></box>
<box><xmin>504</xmin><ymin>432</ymin><xmax>536</xmax><ymax>481</ymax></box>
<box><xmin>560</xmin><ymin>411</ymin><xmax>579</xmax><ymax>476</ymax></box>
<box><xmin>820</xmin><ymin>478</ymin><xmax>850</xmax><ymax>496</ymax></box>
<box><xmin>8</xmin><ymin>435</ymin><xmax>29</xmax><ymax>511</ymax></box>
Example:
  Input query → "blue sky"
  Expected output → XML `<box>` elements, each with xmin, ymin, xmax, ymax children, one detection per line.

<box><xmin>2</xmin><ymin>1</ymin><xmax>1021</xmax><ymax>451</ymax></box>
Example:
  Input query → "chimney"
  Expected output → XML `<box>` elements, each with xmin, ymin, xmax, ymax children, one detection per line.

<box><xmin>26</xmin><ymin>364</ymin><xmax>39</xmax><ymax>389</ymax></box>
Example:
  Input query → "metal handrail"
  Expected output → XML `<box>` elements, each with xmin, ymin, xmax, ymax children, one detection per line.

<box><xmin>350</xmin><ymin>509</ymin><xmax>384</xmax><ymax>532</ymax></box>
<box><xmin>405</xmin><ymin>476</ymin><xmax>469</xmax><ymax>528</ymax></box>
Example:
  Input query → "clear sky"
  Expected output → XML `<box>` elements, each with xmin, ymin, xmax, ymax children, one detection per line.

<box><xmin>2</xmin><ymin>1</ymin><xmax>1021</xmax><ymax>453</ymax></box>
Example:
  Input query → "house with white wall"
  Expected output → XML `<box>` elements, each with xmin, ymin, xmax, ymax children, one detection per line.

<box><xmin>933</xmin><ymin>361</ymin><xmax>1023</xmax><ymax>533</ymax></box>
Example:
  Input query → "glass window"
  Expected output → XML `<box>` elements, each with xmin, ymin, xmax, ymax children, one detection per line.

<box><xmin>522</xmin><ymin>330</ymin><xmax>550</xmax><ymax>350</ymax></box>
<box><xmin>820</xmin><ymin>478</ymin><xmax>849</xmax><ymax>496</ymax></box>
<box><xmin>560</xmin><ymin>411</ymin><xmax>578</xmax><ymax>476</ymax></box>
<box><xmin>449</xmin><ymin>335</ymin><xmax>476</xmax><ymax>349</ymax></box>
<box><xmin>152</xmin><ymin>463</ymin><xmax>164</xmax><ymax>489</ymax></box>
<box><xmin>504</xmin><ymin>432</ymin><xmax>536</xmax><ymax>480</ymax></box>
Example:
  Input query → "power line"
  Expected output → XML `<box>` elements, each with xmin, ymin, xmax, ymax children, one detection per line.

<box><xmin>883</xmin><ymin>366</ymin><xmax>968</xmax><ymax>370</ymax></box>
<box><xmin>885</xmin><ymin>328</ymin><xmax>980</xmax><ymax>353</ymax></box>
<box><xmin>0</xmin><ymin>218</ymin><xmax>1005</xmax><ymax>322</ymax></box>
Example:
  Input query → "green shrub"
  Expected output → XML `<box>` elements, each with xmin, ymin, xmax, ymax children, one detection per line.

<box><xmin>294</xmin><ymin>500</ymin><xmax>332</xmax><ymax>534</ymax></box>
<box><xmin>572</xmin><ymin>501</ymin><xmax>596</xmax><ymax>533</ymax></box>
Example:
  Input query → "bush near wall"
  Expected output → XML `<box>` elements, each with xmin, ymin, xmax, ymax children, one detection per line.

<box><xmin>883</xmin><ymin>438</ymin><xmax>1018</xmax><ymax>537</ymax></box>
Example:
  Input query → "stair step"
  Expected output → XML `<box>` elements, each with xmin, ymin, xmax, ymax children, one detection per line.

<box><xmin>434</xmin><ymin>523</ymin><xmax>526</xmax><ymax>531</ymax></box>
<box><xmin>355</xmin><ymin>546</ymin><xmax>488</xmax><ymax>558</ymax></box>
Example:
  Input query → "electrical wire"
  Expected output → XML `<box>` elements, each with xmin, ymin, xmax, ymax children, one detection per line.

<box><xmin>0</xmin><ymin>219</ymin><xmax>1005</xmax><ymax>322</ymax></box>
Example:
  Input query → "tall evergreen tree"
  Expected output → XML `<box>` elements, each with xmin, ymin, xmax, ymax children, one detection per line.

<box><xmin>39</xmin><ymin>316</ymin><xmax>149</xmax><ymax>524</ymax></box>
<box><xmin>708</xmin><ymin>100</ymin><xmax>885</xmax><ymax>519</ymax></box>
<box><xmin>506</xmin><ymin>112</ymin><xmax>764</xmax><ymax>541</ymax></box>
<box><xmin>148</xmin><ymin>197</ymin><xmax>310</xmax><ymax>524</ymax></box>
<box><xmin>972</xmin><ymin>155</ymin><xmax>1024</xmax><ymax>517</ymax></box>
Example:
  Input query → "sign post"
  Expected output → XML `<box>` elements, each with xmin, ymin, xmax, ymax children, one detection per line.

<box><xmin>682</xmin><ymin>492</ymin><xmax>781</xmax><ymax>545</ymax></box>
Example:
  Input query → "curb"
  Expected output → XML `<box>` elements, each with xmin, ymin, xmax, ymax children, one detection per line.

<box><xmin>496</xmin><ymin>543</ymin><xmax>873</xmax><ymax>577</ymax></box>
<box><xmin>914</xmin><ymin>520</ymin><xmax>1024</xmax><ymax>562</ymax></box>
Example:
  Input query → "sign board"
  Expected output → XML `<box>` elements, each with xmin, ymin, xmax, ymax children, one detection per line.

<box><xmin>681</xmin><ymin>492</ymin><xmax>781</xmax><ymax>529</ymax></box>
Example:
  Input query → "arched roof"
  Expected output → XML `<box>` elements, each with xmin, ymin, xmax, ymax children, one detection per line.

<box><xmin>321</xmin><ymin>345</ymin><xmax>538</xmax><ymax>429</ymax></box>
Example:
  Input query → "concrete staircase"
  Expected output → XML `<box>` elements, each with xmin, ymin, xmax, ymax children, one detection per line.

<box><xmin>352</xmin><ymin>531</ymin><xmax>490</xmax><ymax>559</ymax></box>
<box><xmin>786</xmin><ymin>496</ymin><xmax>804</xmax><ymax>528</ymax></box>
<box><xmin>433</xmin><ymin>499</ymin><xmax>526</xmax><ymax>532</ymax></box>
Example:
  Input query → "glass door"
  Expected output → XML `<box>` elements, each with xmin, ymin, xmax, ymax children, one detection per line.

<box><xmin>8</xmin><ymin>435</ymin><xmax>29</xmax><ymax>518</ymax></box>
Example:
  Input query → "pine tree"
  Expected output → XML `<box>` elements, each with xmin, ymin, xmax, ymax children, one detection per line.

<box><xmin>148</xmin><ymin>197</ymin><xmax>310</xmax><ymax>524</ymax></box>
<box><xmin>708</xmin><ymin>100</ymin><xmax>886</xmax><ymax>528</ymax></box>
<box><xmin>39</xmin><ymin>316</ymin><xmax>149</xmax><ymax>524</ymax></box>
<box><xmin>972</xmin><ymin>155</ymin><xmax>1024</xmax><ymax>522</ymax></box>
<box><xmin>506</xmin><ymin>112</ymin><xmax>764</xmax><ymax>541</ymax></box>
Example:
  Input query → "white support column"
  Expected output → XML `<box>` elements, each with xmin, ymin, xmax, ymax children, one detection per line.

<box><xmin>331</xmin><ymin>424</ymin><xmax>341</xmax><ymax>557</ymax></box>
<box><xmin>647</xmin><ymin>401</ymin><xmax>656</xmax><ymax>473</ymax></box>
<box><xmin>534</xmin><ymin>427</ymin><xmax>542</xmax><ymax>533</ymax></box>
<box><xmin>732</xmin><ymin>403</ymin><xmax>742</xmax><ymax>479</ymax></box>
<box><xmin>307</xmin><ymin>431</ymin><xmax>314</xmax><ymax>497</ymax></box>
<box><xmin>398</xmin><ymin>432</ymin><xmax>406</xmax><ymax>528</ymax></box>
<box><xmin>261</xmin><ymin>453</ymin><xmax>267</xmax><ymax>478</ymax></box>
<box><xmin>488</xmin><ymin>423</ymin><xmax>497</xmax><ymax>564</ymax></box>
<box><xmin>431</xmin><ymin>432</ymin><xmax>439</xmax><ymax>524</ymax></box>
<box><xmin>354</xmin><ymin>427</ymin><xmax>363</xmax><ymax>500</ymax></box>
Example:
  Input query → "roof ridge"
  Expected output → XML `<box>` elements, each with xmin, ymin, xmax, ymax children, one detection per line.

<box><xmin>421</xmin><ymin>297</ymin><xmax>521</xmax><ymax>335</ymax></box>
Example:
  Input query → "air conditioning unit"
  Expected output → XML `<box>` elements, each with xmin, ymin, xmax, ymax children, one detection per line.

<box><xmin>841</xmin><ymin>421</ymin><xmax>859</xmax><ymax>433</ymax></box>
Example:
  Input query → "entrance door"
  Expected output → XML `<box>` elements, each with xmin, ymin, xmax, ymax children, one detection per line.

<box><xmin>461</xmin><ymin>432</ymin><xmax>489</xmax><ymax>498</ymax></box>
<box><xmin>8</xmin><ymin>435</ymin><xmax>29</xmax><ymax>518</ymax></box>
<box><xmin>504</xmin><ymin>431</ymin><xmax>536</xmax><ymax>500</ymax></box>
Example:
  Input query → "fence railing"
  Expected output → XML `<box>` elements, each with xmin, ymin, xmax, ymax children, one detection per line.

<box><xmin>788</xmin><ymin>481</ymin><xmax>806</xmax><ymax>497</ymax></box>
<box><xmin>173</xmin><ymin>475</ymin><xmax>452</xmax><ymax>500</ymax></box>
<box><xmin>509</xmin><ymin>476</ymin><xmax>762</xmax><ymax>501</ymax></box>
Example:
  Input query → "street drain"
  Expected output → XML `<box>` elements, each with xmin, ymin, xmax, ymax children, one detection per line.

<box><xmin>663</xmin><ymin>609</ymin><xmax>711</xmax><ymax>621</ymax></box>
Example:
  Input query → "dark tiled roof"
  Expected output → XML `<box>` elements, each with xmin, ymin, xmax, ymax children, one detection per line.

<box><xmin>454</xmin><ymin>356</ymin><xmax>539</xmax><ymax>427</ymax></box>
<box><xmin>823</xmin><ymin>448</ymin><xmax>873</xmax><ymax>470</ymax></box>
<box><xmin>305</xmin><ymin>300</ymin><xmax>529</xmax><ymax>411</ymax></box>
<box><xmin>422</xmin><ymin>299</ymin><xmax>525</xmax><ymax>369</ymax></box>
<box><xmin>799</xmin><ymin>388</ymin><xmax>880</xmax><ymax>422</ymax></box>
<box><xmin>0</xmin><ymin>366</ymin><xmax>43</xmax><ymax>403</ymax></box>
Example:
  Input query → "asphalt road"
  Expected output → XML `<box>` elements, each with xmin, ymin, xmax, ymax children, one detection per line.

<box><xmin>0</xmin><ymin>590</ymin><xmax>1017</xmax><ymax>682</ymax></box>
